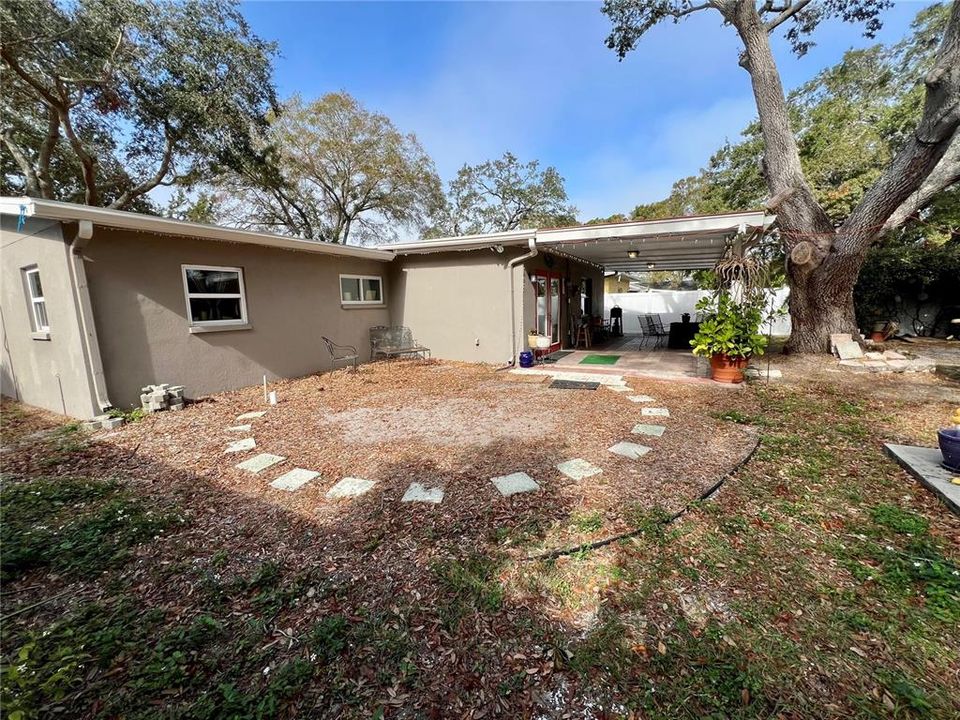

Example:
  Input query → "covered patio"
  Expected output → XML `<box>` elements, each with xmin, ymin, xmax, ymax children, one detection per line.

<box><xmin>382</xmin><ymin>209</ymin><xmax>774</xmax><ymax>375</ymax></box>
<box><xmin>530</xmin><ymin>210</ymin><xmax>772</xmax><ymax>380</ymax></box>
<box><xmin>538</xmin><ymin>336</ymin><xmax>705</xmax><ymax>381</ymax></box>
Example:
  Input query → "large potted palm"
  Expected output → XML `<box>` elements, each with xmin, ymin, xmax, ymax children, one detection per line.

<box><xmin>690</xmin><ymin>292</ymin><xmax>768</xmax><ymax>383</ymax></box>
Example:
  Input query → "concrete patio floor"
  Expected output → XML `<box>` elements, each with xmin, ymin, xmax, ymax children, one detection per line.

<box><xmin>546</xmin><ymin>334</ymin><xmax>707</xmax><ymax>381</ymax></box>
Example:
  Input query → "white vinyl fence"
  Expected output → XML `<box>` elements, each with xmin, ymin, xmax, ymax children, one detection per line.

<box><xmin>605</xmin><ymin>287</ymin><xmax>792</xmax><ymax>337</ymax></box>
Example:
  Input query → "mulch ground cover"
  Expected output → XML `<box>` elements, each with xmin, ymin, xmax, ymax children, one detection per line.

<box><xmin>2</xmin><ymin>357</ymin><xmax>958</xmax><ymax>718</ymax></box>
<box><xmin>88</xmin><ymin>360</ymin><xmax>756</xmax><ymax>555</ymax></box>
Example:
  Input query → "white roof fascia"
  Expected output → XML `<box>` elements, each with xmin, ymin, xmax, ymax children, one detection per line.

<box><xmin>380</xmin><ymin>228</ymin><xmax>535</xmax><ymax>255</ymax></box>
<box><xmin>534</xmin><ymin>211</ymin><xmax>770</xmax><ymax>246</ymax></box>
<box><xmin>0</xmin><ymin>196</ymin><xmax>395</xmax><ymax>262</ymax></box>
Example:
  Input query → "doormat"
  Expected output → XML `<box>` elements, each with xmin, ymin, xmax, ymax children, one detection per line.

<box><xmin>545</xmin><ymin>350</ymin><xmax>574</xmax><ymax>361</ymax></box>
<box><xmin>579</xmin><ymin>354</ymin><xmax>620</xmax><ymax>365</ymax></box>
<box><xmin>550</xmin><ymin>380</ymin><xmax>601</xmax><ymax>390</ymax></box>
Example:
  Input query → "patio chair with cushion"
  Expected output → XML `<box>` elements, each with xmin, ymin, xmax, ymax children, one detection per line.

<box><xmin>321</xmin><ymin>336</ymin><xmax>358</xmax><ymax>371</ymax></box>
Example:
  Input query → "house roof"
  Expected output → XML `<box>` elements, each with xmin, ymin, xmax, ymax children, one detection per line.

<box><xmin>380</xmin><ymin>210</ymin><xmax>773</xmax><ymax>271</ymax></box>
<box><xmin>0</xmin><ymin>197</ymin><xmax>395</xmax><ymax>262</ymax></box>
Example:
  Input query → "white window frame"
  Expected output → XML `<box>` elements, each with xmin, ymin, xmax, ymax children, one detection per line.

<box><xmin>181</xmin><ymin>264</ymin><xmax>248</xmax><ymax>327</ymax></box>
<box><xmin>339</xmin><ymin>274</ymin><xmax>384</xmax><ymax>305</ymax></box>
<box><xmin>24</xmin><ymin>266</ymin><xmax>49</xmax><ymax>332</ymax></box>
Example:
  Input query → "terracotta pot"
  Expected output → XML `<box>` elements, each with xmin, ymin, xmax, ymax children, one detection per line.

<box><xmin>869</xmin><ymin>331</ymin><xmax>885</xmax><ymax>342</ymax></box>
<box><xmin>709</xmin><ymin>354</ymin><xmax>749</xmax><ymax>384</ymax></box>
<box><xmin>938</xmin><ymin>428</ymin><xmax>960</xmax><ymax>472</ymax></box>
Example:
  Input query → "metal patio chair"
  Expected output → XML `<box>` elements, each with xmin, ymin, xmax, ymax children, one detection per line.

<box><xmin>643</xmin><ymin>314</ymin><xmax>669</xmax><ymax>349</ymax></box>
<box><xmin>321</xmin><ymin>336</ymin><xmax>358</xmax><ymax>371</ymax></box>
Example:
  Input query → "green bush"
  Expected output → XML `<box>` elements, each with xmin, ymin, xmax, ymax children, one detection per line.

<box><xmin>691</xmin><ymin>292</ymin><xmax>768</xmax><ymax>360</ymax></box>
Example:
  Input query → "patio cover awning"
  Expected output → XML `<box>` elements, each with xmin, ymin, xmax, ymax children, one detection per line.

<box><xmin>381</xmin><ymin>210</ymin><xmax>774</xmax><ymax>271</ymax></box>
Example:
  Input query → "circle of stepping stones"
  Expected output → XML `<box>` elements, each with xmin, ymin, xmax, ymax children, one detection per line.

<box><xmin>491</xmin><ymin>472</ymin><xmax>540</xmax><ymax>496</ymax></box>
<box><xmin>557</xmin><ymin>458</ymin><xmax>602</xmax><ymax>481</ymax></box>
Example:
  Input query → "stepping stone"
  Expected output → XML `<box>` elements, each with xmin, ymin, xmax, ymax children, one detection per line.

<box><xmin>632</xmin><ymin>423</ymin><xmax>666</xmax><ymax>437</ymax></box>
<box><xmin>608</xmin><ymin>386</ymin><xmax>633</xmax><ymax>393</ymax></box>
<box><xmin>237</xmin><ymin>411</ymin><xmax>267</xmax><ymax>421</ymax></box>
<box><xmin>401</xmin><ymin>482</ymin><xmax>444</xmax><ymax>504</ymax></box>
<box><xmin>271</xmin><ymin>468</ymin><xmax>320</xmax><ymax>491</ymax></box>
<box><xmin>608</xmin><ymin>441</ymin><xmax>652</xmax><ymax>460</ymax></box>
<box><xmin>557</xmin><ymin>458</ymin><xmax>602</xmax><ymax>481</ymax></box>
<box><xmin>326</xmin><ymin>477</ymin><xmax>377</xmax><ymax>499</ymax></box>
<box><xmin>834</xmin><ymin>340</ymin><xmax>863</xmax><ymax>360</ymax></box>
<box><xmin>236</xmin><ymin>453</ymin><xmax>285</xmax><ymax>473</ymax></box>
<box><xmin>491</xmin><ymin>472</ymin><xmax>540</xmax><ymax>497</ymax></box>
<box><xmin>225</xmin><ymin>438</ymin><xmax>255</xmax><ymax>453</ymax></box>
<box><xmin>641</xmin><ymin>407</ymin><xmax>670</xmax><ymax>417</ymax></box>
<box><xmin>226</xmin><ymin>424</ymin><xmax>251</xmax><ymax>432</ymax></box>
<box><xmin>626</xmin><ymin>395</ymin><xmax>655</xmax><ymax>403</ymax></box>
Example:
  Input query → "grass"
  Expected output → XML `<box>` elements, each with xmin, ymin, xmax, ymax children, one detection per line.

<box><xmin>2</xmin><ymin>375</ymin><xmax>960</xmax><ymax>718</ymax></box>
<box><xmin>0</xmin><ymin>477</ymin><xmax>181</xmax><ymax>582</ymax></box>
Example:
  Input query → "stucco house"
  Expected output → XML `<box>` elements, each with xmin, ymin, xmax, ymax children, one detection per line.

<box><xmin>0</xmin><ymin>197</ymin><xmax>768</xmax><ymax>418</ymax></box>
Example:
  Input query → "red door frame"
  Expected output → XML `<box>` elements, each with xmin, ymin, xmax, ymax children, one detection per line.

<box><xmin>532</xmin><ymin>270</ymin><xmax>563</xmax><ymax>353</ymax></box>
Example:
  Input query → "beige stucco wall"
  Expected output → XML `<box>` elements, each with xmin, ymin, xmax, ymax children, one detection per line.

<box><xmin>388</xmin><ymin>250</ymin><xmax>512</xmax><ymax>364</ymax></box>
<box><xmin>83</xmin><ymin>228</ymin><xmax>391</xmax><ymax>410</ymax></box>
<box><xmin>389</xmin><ymin>248</ymin><xmax>605</xmax><ymax>365</ymax></box>
<box><xmin>0</xmin><ymin>216</ymin><xmax>100</xmax><ymax>417</ymax></box>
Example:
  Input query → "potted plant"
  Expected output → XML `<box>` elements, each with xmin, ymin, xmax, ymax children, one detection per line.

<box><xmin>690</xmin><ymin>292</ymin><xmax>767</xmax><ymax>383</ymax></box>
<box><xmin>939</xmin><ymin>408</ymin><xmax>960</xmax><ymax>472</ymax></box>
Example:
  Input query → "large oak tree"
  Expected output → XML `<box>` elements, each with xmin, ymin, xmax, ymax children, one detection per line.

<box><xmin>602</xmin><ymin>0</ymin><xmax>960</xmax><ymax>352</ymax></box>
<box><xmin>212</xmin><ymin>93</ymin><xmax>443</xmax><ymax>245</ymax></box>
<box><xmin>0</xmin><ymin>0</ymin><xmax>277</xmax><ymax>211</ymax></box>
<box><xmin>429</xmin><ymin>152</ymin><xmax>578</xmax><ymax>237</ymax></box>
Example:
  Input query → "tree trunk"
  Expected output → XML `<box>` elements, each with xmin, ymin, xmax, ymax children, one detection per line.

<box><xmin>785</xmin><ymin>251</ymin><xmax>860</xmax><ymax>353</ymax></box>
<box><xmin>728</xmin><ymin>0</ymin><xmax>960</xmax><ymax>354</ymax></box>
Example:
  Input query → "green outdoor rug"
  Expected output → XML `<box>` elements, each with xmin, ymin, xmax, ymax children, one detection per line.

<box><xmin>579</xmin><ymin>354</ymin><xmax>621</xmax><ymax>365</ymax></box>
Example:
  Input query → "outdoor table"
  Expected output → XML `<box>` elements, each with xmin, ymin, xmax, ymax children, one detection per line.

<box><xmin>667</xmin><ymin>321</ymin><xmax>699</xmax><ymax>350</ymax></box>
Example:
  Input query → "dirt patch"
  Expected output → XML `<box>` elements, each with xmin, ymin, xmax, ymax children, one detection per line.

<box><xmin>322</xmin><ymin>391</ymin><xmax>564</xmax><ymax>447</ymax></box>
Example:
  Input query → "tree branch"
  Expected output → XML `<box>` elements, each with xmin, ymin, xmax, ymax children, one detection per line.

<box><xmin>0</xmin><ymin>47</ymin><xmax>63</xmax><ymax>110</ymax></box>
<box><xmin>1</xmin><ymin>128</ymin><xmax>40</xmax><ymax>195</ymax></box>
<box><xmin>36</xmin><ymin>106</ymin><xmax>60</xmax><ymax>199</ymax></box>
<box><xmin>108</xmin><ymin>128</ymin><xmax>176</xmax><ymax>209</ymax></box>
<box><xmin>839</xmin><ymin>0</ymin><xmax>960</xmax><ymax>249</ymax></box>
<box><xmin>764</xmin><ymin>0</ymin><xmax>813</xmax><ymax>33</ymax></box>
<box><xmin>670</xmin><ymin>2</ymin><xmax>714</xmax><ymax>20</ymax></box>
<box><xmin>882</xmin><ymin>131</ymin><xmax>960</xmax><ymax>233</ymax></box>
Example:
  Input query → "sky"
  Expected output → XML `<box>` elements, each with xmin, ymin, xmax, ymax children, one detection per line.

<box><xmin>239</xmin><ymin>0</ymin><xmax>934</xmax><ymax>226</ymax></box>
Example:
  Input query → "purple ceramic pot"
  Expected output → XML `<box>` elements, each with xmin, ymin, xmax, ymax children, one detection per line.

<box><xmin>938</xmin><ymin>428</ymin><xmax>960</xmax><ymax>472</ymax></box>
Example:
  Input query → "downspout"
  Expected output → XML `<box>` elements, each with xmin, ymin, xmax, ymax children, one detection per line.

<box><xmin>67</xmin><ymin>220</ymin><xmax>111</xmax><ymax>412</ymax></box>
<box><xmin>504</xmin><ymin>236</ymin><xmax>538</xmax><ymax>366</ymax></box>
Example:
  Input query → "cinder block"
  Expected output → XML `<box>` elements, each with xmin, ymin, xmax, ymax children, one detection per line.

<box><xmin>82</xmin><ymin>420</ymin><xmax>102</xmax><ymax>431</ymax></box>
<box><xmin>101</xmin><ymin>417</ymin><xmax>124</xmax><ymax>430</ymax></box>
